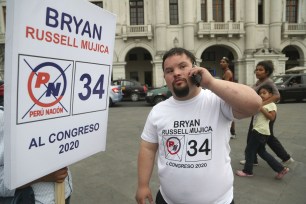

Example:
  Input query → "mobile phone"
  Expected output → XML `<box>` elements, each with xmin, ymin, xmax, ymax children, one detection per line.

<box><xmin>191</xmin><ymin>74</ymin><xmax>201</xmax><ymax>87</ymax></box>
<box><xmin>191</xmin><ymin>63</ymin><xmax>201</xmax><ymax>87</ymax></box>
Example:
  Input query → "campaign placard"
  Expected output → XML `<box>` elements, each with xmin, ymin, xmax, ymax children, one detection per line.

<box><xmin>4</xmin><ymin>0</ymin><xmax>116</xmax><ymax>189</ymax></box>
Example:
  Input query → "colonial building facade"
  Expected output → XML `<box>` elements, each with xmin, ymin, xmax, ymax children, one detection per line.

<box><xmin>0</xmin><ymin>0</ymin><xmax>306</xmax><ymax>87</ymax></box>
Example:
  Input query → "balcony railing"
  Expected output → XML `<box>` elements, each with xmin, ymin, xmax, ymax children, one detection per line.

<box><xmin>121</xmin><ymin>25</ymin><xmax>153</xmax><ymax>41</ymax></box>
<box><xmin>197</xmin><ymin>21</ymin><xmax>245</xmax><ymax>38</ymax></box>
<box><xmin>282</xmin><ymin>22</ymin><xmax>306</xmax><ymax>38</ymax></box>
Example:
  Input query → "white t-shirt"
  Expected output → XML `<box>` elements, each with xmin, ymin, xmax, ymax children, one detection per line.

<box><xmin>141</xmin><ymin>89</ymin><xmax>234</xmax><ymax>204</ymax></box>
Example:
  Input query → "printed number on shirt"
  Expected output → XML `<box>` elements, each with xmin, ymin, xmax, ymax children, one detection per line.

<box><xmin>185</xmin><ymin>133</ymin><xmax>211</xmax><ymax>162</ymax></box>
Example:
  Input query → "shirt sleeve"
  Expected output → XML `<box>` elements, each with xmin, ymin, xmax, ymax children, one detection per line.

<box><xmin>141</xmin><ymin>110</ymin><xmax>158</xmax><ymax>143</ymax></box>
<box><xmin>205</xmin><ymin>90</ymin><xmax>234</xmax><ymax>120</ymax></box>
<box><xmin>220</xmin><ymin>100</ymin><xmax>234</xmax><ymax>120</ymax></box>
<box><xmin>219</xmin><ymin>93</ymin><xmax>234</xmax><ymax>121</ymax></box>
<box><xmin>0</xmin><ymin>167</ymin><xmax>16</xmax><ymax>197</ymax></box>
<box><xmin>266</xmin><ymin>79</ymin><xmax>280</xmax><ymax>96</ymax></box>
<box><xmin>0</xmin><ymin>110</ymin><xmax>16</xmax><ymax>197</ymax></box>
<box><xmin>265</xmin><ymin>103</ymin><xmax>277</xmax><ymax>112</ymax></box>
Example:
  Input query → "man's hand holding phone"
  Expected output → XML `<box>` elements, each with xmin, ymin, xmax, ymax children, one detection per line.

<box><xmin>191</xmin><ymin>74</ymin><xmax>202</xmax><ymax>87</ymax></box>
<box><xmin>189</xmin><ymin>66</ymin><xmax>215</xmax><ymax>89</ymax></box>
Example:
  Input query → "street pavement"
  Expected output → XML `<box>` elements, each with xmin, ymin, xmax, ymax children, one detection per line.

<box><xmin>70</xmin><ymin>101</ymin><xmax>306</xmax><ymax>204</ymax></box>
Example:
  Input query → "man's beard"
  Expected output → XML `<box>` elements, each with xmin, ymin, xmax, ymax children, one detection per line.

<box><xmin>172</xmin><ymin>81</ymin><xmax>190</xmax><ymax>98</ymax></box>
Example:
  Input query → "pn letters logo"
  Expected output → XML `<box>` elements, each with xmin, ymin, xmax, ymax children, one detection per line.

<box><xmin>17</xmin><ymin>55</ymin><xmax>73</xmax><ymax>124</ymax></box>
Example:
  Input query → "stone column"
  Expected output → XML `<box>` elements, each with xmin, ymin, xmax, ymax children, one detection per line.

<box><xmin>224</xmin><ymin>0</ymin><xmax>230</xmax><ymax>22</ymax></box>
<box><xmin>152</xmin><ymin>60</ymin><xmax>165</xmax><ymax>88</ymax></box>
<box><xmin>244</xmin><ymin>0</ymin><xmax>256</xmax><ymax>54</ymax></box>
<box><xmin>112</xmin><ymin>62</ymin><xmax>126</xmax><ymax>80</ymax></box>
<box><xmin>275</xmin><ymin>55</ymin><xmax>289</xmax><ymax>75</ymax></box>
<box><xmin>235</xmin><ymin>0</ymin><xmax>241</xmax><ymax>21</ymax></box>
<box><xmin>269</xmin><ymin>0</ymin><xmax>282</xmax><ymax>52</ymax></box>
<box><xmin>207</xmin><ymin>0</ymin><xmax>213</xmax><ymax>22</ymax></box>
<box><xmin>155</xmin><ymin>0</ymin><xmax>167</xmax><ymax>54</ymax></box>
<box><xmin>236</xmin><ymin>60</ymin><xmax>246</xmax><ymax>84</ymax></box>
<box><xmin>110</xmin><ymin>0</ymin><xmax>122</xmax><ymax>36</ymax></box>
<box><xmin>244</xmin><ymin>59</ymin><xmax>257</xmax><ymax>86</ymax></box>
<box><xmin>183</xmin><ymin>0</ymin><xmax>195</xmax><ymax>50</ymax></box>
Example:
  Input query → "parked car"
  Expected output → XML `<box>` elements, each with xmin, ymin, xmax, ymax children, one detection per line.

<box><xmin>146</xmin><ymin>85</ymin><xmax>172</xmax><ymax>105</ymax></box>
<box><xmin>109</xmin><ymin>83</ymin><xmax>123</xmax><ymax>107</ymax></box>
<box><xmin>112</xmin><ymin>79</ymin><xmax>147</xmax><ymax>101</ymax></box>
<box><xmin>272</xmin><ymin>73</ymin><xmax>306</xmax><ymax>103</ymax></box>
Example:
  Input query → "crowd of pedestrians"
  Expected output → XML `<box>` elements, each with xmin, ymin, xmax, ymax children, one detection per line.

<box><xmin>219</xmin><ymin>59</ymin><xmax>294</xmax><ymax>179</ymax></box>
<box><xmin>236</xmin><ymin>84</ymin><xmax>289</xmax><ymax>179</ymax></box>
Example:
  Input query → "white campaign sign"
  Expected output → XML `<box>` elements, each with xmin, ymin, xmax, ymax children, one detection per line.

<box><xmin>4</xmin><ymin>0</ymin><xmax>116</xmax><ymax>189</ymax></box>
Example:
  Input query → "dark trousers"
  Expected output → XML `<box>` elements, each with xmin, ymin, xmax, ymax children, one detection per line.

<box><xmin>246</xmin><ymin>116</ymin><xmax>290</xmax><ymax>162</ymax></box>
<box><xmin>65</xmin><ymin>196</ymin><xmax>71</xmax><ymax>204</ymax></box>
<box><xmin>156</xmin><ymin>190</ymin><xmax>234</xmax><ymax>204</ymax></box>
<box><xmin>230</xmin><ymin>121</ymin><xmax>236</xmax><ymax>135</ymax></box>
<box><xmin>243</xmin><ymin>130</ymin><xmax>284</xmax><ymax>174</ymax></box>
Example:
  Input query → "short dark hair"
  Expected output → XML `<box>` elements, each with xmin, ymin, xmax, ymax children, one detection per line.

<box><xmin>162</xmin><ymin>47</ymin><xmax>196</xmax><ymax>70</ymax></box>
<box><xmin>256</xmin><ymin>60</ymin><xmax>274</xmax><ymax>77</ymax></box>
<box><xmin>257</xmin><ymin>84</ymin><xmax>273</xmax><ymax>94</ymax></box>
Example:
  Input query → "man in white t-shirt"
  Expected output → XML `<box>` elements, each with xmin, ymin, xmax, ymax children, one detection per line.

<box><xmin>135</xmin><ymin>47</ymin><xmax>262</xmax><ymax>204</ymax></box>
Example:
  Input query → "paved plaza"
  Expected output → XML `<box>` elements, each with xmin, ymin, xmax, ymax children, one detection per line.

<box><xmin>70</xmin><ymin>101</ymin><xmax>306</xmax><ymax>204</ymax></box>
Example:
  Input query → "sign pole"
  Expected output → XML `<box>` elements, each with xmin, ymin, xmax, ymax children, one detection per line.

<box><xmin>55</xmin><ymin>182</ymin><xmax>65</xmax><ymax>204</ymax></box>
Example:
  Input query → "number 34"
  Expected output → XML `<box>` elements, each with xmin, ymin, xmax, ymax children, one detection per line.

<box><xmin>78</xmin><ymin>74</ymin><xmax>105</xmax><ymax>101</ymax></box>
<box><xmin>187</xmin><ymin>139</ymin><xmax>211</xmax><ymax>156</ymax></box>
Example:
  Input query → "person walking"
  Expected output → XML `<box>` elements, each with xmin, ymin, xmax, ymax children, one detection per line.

<box><xmin>135</xmin><ymin>47</ymin><xmax>262</xmax><ymax>204</ymax></box>
<box><xmin>240</xmin><ymin>60</ymin><xmax>294</xmax><ymax>167</ymax></box>
<box><xmin>220</xmin><ymin>57</ymin><xmax>236</xmax><ymax>139</ymax></box>
<box><xmin>236</xmin><ymin>85</ymin><xmax>289</xmax><ymax>179</ymax></box>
